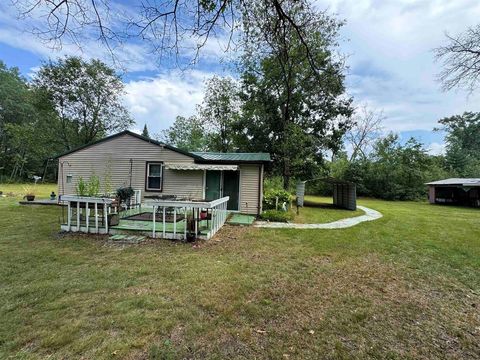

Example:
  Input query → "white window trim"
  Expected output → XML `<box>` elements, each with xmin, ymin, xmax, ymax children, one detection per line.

<box><xmin>146</xmin><ymin>162</ymin><xmax>163</xmax><ymax>191</ymax></box>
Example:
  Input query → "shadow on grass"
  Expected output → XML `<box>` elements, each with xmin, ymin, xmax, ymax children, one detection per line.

<box><xmin>302</xmin><ymin>200</ymin><xmax>349</xmax><ymax>211</ymax></box>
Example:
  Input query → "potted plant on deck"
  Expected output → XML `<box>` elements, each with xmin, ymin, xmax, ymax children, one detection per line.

<box><xmin>116</xmin><ymin>186</ymin><xmax>135</xmax><ymax>210</ymax></box>
<box><xmin>23</xmin><ymin>185</ymin><xmax>36</xmax><ymax>201</ymax></box>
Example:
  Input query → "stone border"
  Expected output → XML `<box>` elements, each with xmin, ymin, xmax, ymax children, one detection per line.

<box><xmin>253</xmin><ymin>205</ymin><xmax>382</xmax><ymax>229</ymax></box>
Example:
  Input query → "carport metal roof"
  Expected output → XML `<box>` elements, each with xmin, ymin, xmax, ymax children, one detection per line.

<box><xmin>425</xmin><ymin>178</ymin><xmax>480</xmax><ymax>187</ymax></box>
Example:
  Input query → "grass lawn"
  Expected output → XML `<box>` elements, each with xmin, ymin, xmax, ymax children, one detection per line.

<box><xmin>0</xmin><ymin>183</ymin><xmax>57</xmax><ymax>199</ymax></box>
<box><xmin>294</xmin><ymin>195</ymin><xmax>365</xmax><ymax>224</ymax></box>
<box><xmin>1</xmin><ymin>184</ymin><xmax>480</xmax><ymax>359</ymax></box>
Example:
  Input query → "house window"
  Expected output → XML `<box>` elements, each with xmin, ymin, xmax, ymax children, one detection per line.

<box><xmin>66</xmin><ymin>175</ymin><xmax>72</xmax><ymax>184</ymax></box>
<box><xmin>146</xmin><ymin>162</ymin><xmax>163</xmax><ymax>191</ymax></box>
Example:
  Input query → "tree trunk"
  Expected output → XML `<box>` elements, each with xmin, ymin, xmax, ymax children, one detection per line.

<box><xmin>283</xmin><ymin>159</ymin><xmax>290</xmax><ymax>190</ymax></box>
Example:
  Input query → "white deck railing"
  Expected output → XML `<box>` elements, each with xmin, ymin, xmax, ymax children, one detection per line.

<box><xmin>59</xmin><ymin>194</ymin><xmax>230</xmax><ymax>240</ymax></box>
<box><xmin>144</xmin><ymin>196</ymin><xmax>230</xmax><ymax>240</ymax></box>
<box><xmin>60</xmin><ymin>195</ymin><xmax>115</xmax><ymax>234</ymax></box>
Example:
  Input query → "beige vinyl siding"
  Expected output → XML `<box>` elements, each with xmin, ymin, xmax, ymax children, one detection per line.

<box><xmin>57</xmin><ymin>133</ymin><xmax>202</xmax><ymax>199</ymax></box>
<box><xmin>239</xmin><ymin>164</ymin><xmax>262</xmax><ymax>215</ymax></box>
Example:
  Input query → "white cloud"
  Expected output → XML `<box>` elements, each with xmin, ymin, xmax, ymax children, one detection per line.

<box><xmin>3</xmin><ymin>0</ymin><xmax>480</xmax><ymax>149</ymax></box>
<box><xmin>123</xmin><ymin>70</ymin><xmax>215</xmax><ymax>134</ymax></box>
<box><xmin>427</xmin><ymin>142</ymin><xmax>446</xmax><ymax>155</ymax></box>
<box><xmin>316</xmin><ymin>0</ymin><xmax>480</xmax><ymax>137</ymax></box>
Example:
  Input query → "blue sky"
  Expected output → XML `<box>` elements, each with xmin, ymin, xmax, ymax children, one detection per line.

<box><xmin>1</xmin><ymin>0</ymin><xmax>480</xmax><ymax>154</ymax></box>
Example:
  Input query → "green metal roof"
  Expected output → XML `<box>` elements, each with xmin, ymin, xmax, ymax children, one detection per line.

<box><xmin>192</xmin><ymin>152</ymin><xmax>271</xmax><ymax>163</ymax></box>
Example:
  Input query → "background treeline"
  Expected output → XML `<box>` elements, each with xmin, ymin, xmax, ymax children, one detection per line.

<box><xmin>0</xmin><ymin>58</ymin><xmax>132</xmax><ymax>182</ymax></box>
<box><xmin>2</xmin><ymin>0</ymin><xmax>479</xmax><ymax>201</ymax></box>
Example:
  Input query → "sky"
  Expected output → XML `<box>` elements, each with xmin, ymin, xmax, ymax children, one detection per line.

<box><xmin>1</xmin><ymin>0</ymin><xmax>480</xmax><ymax>154</ymax></box>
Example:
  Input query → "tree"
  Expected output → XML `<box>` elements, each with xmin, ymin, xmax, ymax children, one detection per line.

<box><xmin>435</xmin><ymin>25</ymin><xmax>480</xmax><ymax>91</ymax></box>
<box><xmin>142</xmin><ymin>124</ymin><xmax>150</xmax><ymax>138</ymax></box>
<box><xmin>198</xmin><ymin>76</ymin><xmax>241</xmax><ymax>152</ymax></box>
<box><xmin>34</xmin><ymin>56</ymin><xmax>133</xmax><ymax>149</ymax></box>
<box><xmin>238</xmin><ymin>0</ymin><xmax>353</xmax><ymax>188</ymax></box>
<box><xmin>12</xmin><ymin>0</ymin><xmax>326</xmax><ymax>70</ymax></box>
<box><xmin>437</xmin><ymin>112</ymin><xmax>480</xmax><ymax>176</ymax></box>
<box><xmin>345</xmin><ymin>106</ymin><xmax>384</xmax><ymax>161</ymax></box>
<box><xmin>161</xmin><ymin>115</ymin><xmax>208</xmax><ymax>152</ymax></box>
<box><xmin>0</xmin><ymin>61</ymin><xmax>59</xmax><ymax>180</ymax></box>
<box><xmin>324</xmin><ymin>131</ymin><xmax>451</xmax><ymax>201</ymax></box>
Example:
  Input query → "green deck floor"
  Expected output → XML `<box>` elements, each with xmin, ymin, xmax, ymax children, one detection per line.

<box><xmin>227</xmin><ymin>213</ymin><xmax>256</xmax><ymax>226</ymax></box>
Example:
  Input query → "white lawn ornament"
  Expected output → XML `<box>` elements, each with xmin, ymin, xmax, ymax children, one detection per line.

<box><xmin>33</xmin><ymin>175</ymin><xmax>42</xmax><ymax>184</ymax></box>
<box><xmin>282</xmin><ymin>202</ymin><xmax>287</xmax><ymax>211</ymax></box>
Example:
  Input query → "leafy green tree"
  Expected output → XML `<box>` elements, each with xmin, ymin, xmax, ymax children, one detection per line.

<box><xmin>333</xmin><ymin>134</ymin><xmax>449</xmax><ymax>200</ymax></box>
<box><xmin>0</xmin><ymin>61</ymin><xmax>59</xmax><ymax>180</ymax></box>
<box><xmin>437</xmin><ymin>112</ymin><xmax>480</xmax><ymax>176</ymax></box>
<box><xmin>198</xmin><ymin>76</ymin><xmax>241</xmax><ymax>152</ymax></box>
<box><xmin>33</xmin><ymin>56</ymin><xmax>133</xmax><ymax>150</ymax></box>
<box><xmin>161</xmin><ymin>115</ymin><xmax>208</xmax><ymax>152</ymax></box>
<box><xmin>238</xmin><ymin>0</ymin><xmax>353</xmax><ymax>189</ymax></box>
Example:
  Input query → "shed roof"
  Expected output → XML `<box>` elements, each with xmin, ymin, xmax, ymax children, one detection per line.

<box><xmin>192</xmin><ymin>152</ymin><xmax>271</xmax><ymax>163</ymax></box>
<box><xmin>54</xmin><ymin>130</ymin><xmax>200</xmax><ymax>160</ymax></box>
<box><xmin>425</xmin><ymin>178</ymin><xmax>480</xmax><ymax>187</ymax></box>
<box><xmin>300</xmin><ymin>177</ymin><xmax>355</xmax><ymax>186</ymax></box>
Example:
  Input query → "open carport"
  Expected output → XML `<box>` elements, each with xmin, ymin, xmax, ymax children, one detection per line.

<box><xmin>426</xmin><ymin>178</ymin><xmax>480</xmax><ymax>207</ymax></box>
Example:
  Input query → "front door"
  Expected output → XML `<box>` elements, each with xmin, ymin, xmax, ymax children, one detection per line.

<box><xmin>223</xmin><ymin>171</ymin><xmax>240</xmax><ymax>211</ymax></box>
<box><xmin>205</xmin><ymin>170</ymin><xmax>240</xmax><ymax>211</ymax></box>
<box><xmin>205</xmin><ymin>171</ymin><xmax>221</xmax><ymax>201</ymax></box>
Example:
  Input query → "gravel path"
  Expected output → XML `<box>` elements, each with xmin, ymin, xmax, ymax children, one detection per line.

<box><xmin>253</xmin><ymin>205</ymin><xmax>383</xmax><ymax>229</ymax></box>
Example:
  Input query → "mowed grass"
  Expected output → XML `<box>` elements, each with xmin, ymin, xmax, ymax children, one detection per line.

<box><xmin>1</xmin><ymin>184</ymin><xmax>479</xmax><ymax>359</ymax></box>
<box><xmin>0</xmin><ymin>183</ymin><xmax>57</xmax><ymax>199</ymax></box>
<box><xmin>294</xmin><ymin>195</ymin><xmax>365</xmax><ymax>224</ymax></box>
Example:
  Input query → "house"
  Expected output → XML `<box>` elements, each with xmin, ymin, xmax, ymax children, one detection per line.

<box><xmin>56</xmin><ymin>130</ymin><xmax>270</xmax><ymax>215</ymax></box>
<box><xmin>426</xmin><ymin>178</ymin><xmax>480</xmax><ymax>207</ymax></box>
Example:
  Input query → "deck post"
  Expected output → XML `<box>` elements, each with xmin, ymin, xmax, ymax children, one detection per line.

<box><xmin>184</xmin><ymin>207</ymin><xmax>187</xmax><ymax>240</ymax></box>
<box><xmin>194</xmin><ymin>208</ymin><xmax>198</xmax><ymax>238</ymax></box>
<box><xmin>104</xmin><ymin>203</ymin><xmax>108</xmax><ymax>233</ymax></box>
<box><xmin>162</xmin><ymin>207</ymin><xmax>166</xmax><ymax>238</ymax></box>
<box><xmin>67</xmin><ymin>202</ymin><xmax>71</xmax><ymax>231</ymax></box>
<box><xmin>153</xmin><ymin>205</ymin><xmax>156</xmax><ymax>238</ymax></box>
<box><xmin>223</xmin><ymin>202</ymin><xmax>226</xmax><ymax>224</ymax></box>
<box><xmin>94</xmin><ymin>203</ymin><xmax>98</xmax><ymax>233</ymax></box>
<box><xmin>85</xmin><ymin>202</ymin><xmax>89</xmax><ymax>233</ymax></box>
<box><xmin>213</xmin><ymin>207</ymin><xmax>217</xmax><ymax>234</ymax></box>
<box><xmin>173</xmin><ymin>208</ymin><xmax>177</xmax><ymax>238</ymax></box>
<box><xmin>77</xmin><ymin>202</ymin><xmax>80</xmax><ymax>231</ymax></box>
<box><xmin>210</xmin><ymin>208</ymin><xmax>215</xmax><ymax>235</ymax></box>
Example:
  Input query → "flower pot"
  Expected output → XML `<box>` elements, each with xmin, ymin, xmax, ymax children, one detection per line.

<box><xmin>24</xmin><ymin>195</ymin><xmax>35</xmax><ymax>201</ymax></box>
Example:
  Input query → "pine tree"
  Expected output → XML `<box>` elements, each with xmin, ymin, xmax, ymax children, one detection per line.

<box><xmin>142</xmin><ymin>124</ymin><xmax>150</xmax><ymax>138</ymax></box>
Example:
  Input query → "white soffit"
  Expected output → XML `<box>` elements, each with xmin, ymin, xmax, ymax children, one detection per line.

<box><xmin>164</xmin><ymin>163</ymin><xmax>238</xmax><ymax>171</ymax></box>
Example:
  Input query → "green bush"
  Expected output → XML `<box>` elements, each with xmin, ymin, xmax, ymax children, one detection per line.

<box><xmin>260</xmin><ymin>210</ymin><xmax>294</xmax><ymax>222</ymax></box>
<box><xmin>86</xmin><ymin>175</ymin><xmax>100</xmax><ymax>197</ymax></box>
<box><xmin>76</xmin><ymin>175</ymin><xmax>101</xmax><ymax>197</ymax></box>
<box><xmin>75</xmin><ymin>177</ymin><xmax>87</xmax><ymax>196</ymax></box>
<box><xmin>264</xmin><ymin>176</ymin><xmax>296</xmax><ymax>193</ymax></box>
<box><xmin>263</xmin><ymin>189</ymin><xmax>292</xmax><ymax>210</ymax></box>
